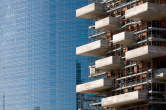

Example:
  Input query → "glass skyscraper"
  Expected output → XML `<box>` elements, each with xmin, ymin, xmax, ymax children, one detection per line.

<box><xmin>0</xmin><ymin>0</ymin><xmax>89</xmax><ymax>110</ymax></box>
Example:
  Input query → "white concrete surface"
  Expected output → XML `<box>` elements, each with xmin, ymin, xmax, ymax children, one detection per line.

<box><xmin>125</xmin><ymin>2</ymin><xmax>166</xmax><ymax>21</ymax></box>
<box><xmin>125</xmin><ymin>45</ymin><xmax>166</xmax><ymax>61</ymax></box>
<box><xmin>95</xmin><ymin>16</ymin><xmax>120</xmax><ymax>31</ymax></box>
<box><xmin>113</xmin><ymin>32</ymin><xmax>136</xmax><ymax>46</ymax></box>
<box><xmin>95</xmin><ymin>56</ymin><xmax>121</xmax><ymax>70</ymax></box>
<box><xmin>76</xmin><ymin>78</ymin><xmax>113</xmax><ymax>94</ymax></box>
<box><xmin>76</xmin><ymin>3</ymin><xmax>104</xmax><ymax>19</ymax></box>
<box><xmin>76</xmin><ymin>40</ymin><xmax>110</xmax><ymax>57</ymax></box>
<box><xmin>101</xmin><ymin>91</ymin><xmax>148</xmax><ymax>107</ymax></box>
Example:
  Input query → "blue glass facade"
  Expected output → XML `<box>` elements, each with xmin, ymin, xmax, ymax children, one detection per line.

<box><xmin>0</xmin><ymin>0</ymin><xmax>89</xmax><ymax>110</ymax></box>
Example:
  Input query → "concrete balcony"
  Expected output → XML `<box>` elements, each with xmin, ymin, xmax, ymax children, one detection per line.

<box><xmin>76</xmin><ymin>78</ymin><xmax>113</xmax><ymax>94</ymax></box>
<box><xmin>113</xmin><ymin>32</ymin><xmax>136</xmax><ymax>46</ymax></box>
<box><xmin>101</xmin><ymin>91</ymin><xmax>148</xmax><ymax>107</ymax></box>
<box><xmin>76</xmin><ymin>40</ymin><xmax>110</xmax><ymax>57</ymax></box>
<box><xmin>76</xmin><ymin>3</ymin><xmax>104</xmax><ymax>19</ymax></box>
<box><xmin>95</xmin><ymin>16</ymin><xmax>120</xmax><ymax>31</ymax></box>
<box><xmin>154</xmin><ymin>68</ymin><xmax>166</xmax><ymax>80</ymax></box>
<box><xmin>89</xmin><ymin>65</ymin><xmax>96</xmax><ymax>77</ymax></box>
<box><xmin>89</xmin><ymin>65</ymin><xmax>107</xmax><ymax>77</ymax></box>
<box><xmin>95</xmin><ymin>56</ymin><xmax>121</xmax><ymax>71</ymax></box>
<box><xmin>125</xmin><ymin>2</ymin><xmax>166</xmax><ymax>21</ymax></box>
<box><xmin>125</xmin><ymin>45</ymin><xmax>166</xmax><ymax>61</ymax></box>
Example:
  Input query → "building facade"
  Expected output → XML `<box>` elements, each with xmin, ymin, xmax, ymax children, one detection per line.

<box><xmin>0</xmin><ymin>0</ymin><xmax>89</xmax><ymax>110</ymax></box>
<box><xmin>76</xmin><ymin>0</ymin><xmax>166</xmax><ymax>110</ymax></box>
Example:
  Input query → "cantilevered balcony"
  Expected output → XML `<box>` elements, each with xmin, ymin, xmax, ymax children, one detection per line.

<box><xmin>76</xmin><ymin>78</ymin><xmax>113</xmax><ymax>94</ymax></box>
<box><xmin>76</xmin><ymin>40</ymin><xmax>110</xmax><ymax>57</ymax></box>
<box><xmin>154</xmin><ymin>68</ymin><xmax>166</xmax><ymax>80</ymax></box>
<box><xmin>125</xmin><ymin>2</ymin><xmax>166</xmax><ymax>21</ymax></box>
<box><xmin>113</xmin><ymin>32</ymin><xmax>136</xmax><ymax>46</ymax></box>
<box><xmin>95</xmin><ymin>16</ymin><xmax>120</xmax><ymax>31</ymax></box>
<box><xmin>89</xmin><ymin>65</ymin><xmax>107</xmax><ymax>77</ymax></box>
<box><xmin>125</xmin><ymin>45</ymin><xmax>166</xmax><ymax>61</ymax></box>
<box><xmin>95</xmin><ymin>56</ymin><xmax>121</xmax><ymax>70</ymax></box>
<box><xmin>76</xmin><ymin>3</ymin><xmax>104</xmax><ymax>19</ymax></box>
<box><xmin>101</xmin><ymin>91</ymin><xmax>148</xmax><ymax>107</ymax></box>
